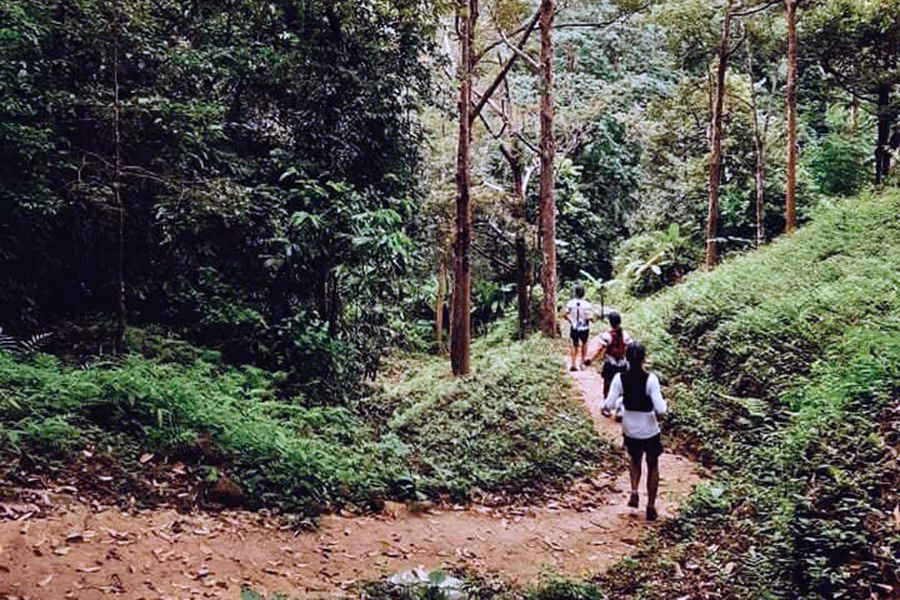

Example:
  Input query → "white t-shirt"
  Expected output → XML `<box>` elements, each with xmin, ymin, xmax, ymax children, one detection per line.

<box><xmin>565</xmin><ymin>298</ymin><xmax>593</xmax><ymax>330</ymax></box>
<box><xmin>597</xmin><ymin>329</ymin><xmax>634</xmax><ymax>366</ymax></box>
<box><xmin>601</xmin><ymin>372</ymin><xmax>667</xmax><ymax>439</ymax></box>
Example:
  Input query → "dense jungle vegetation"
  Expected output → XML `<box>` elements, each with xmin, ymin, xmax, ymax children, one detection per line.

<box><xmin>1</xmin><ymin>0</ymin><xmax>898</xmax><ymax>598</ymax></box>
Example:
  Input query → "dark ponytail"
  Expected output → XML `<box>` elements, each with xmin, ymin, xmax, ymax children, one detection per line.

<box><xmin>625</xmin><ymin>343</ymin><xmax>646</xmax><ymax>377</ymax></box>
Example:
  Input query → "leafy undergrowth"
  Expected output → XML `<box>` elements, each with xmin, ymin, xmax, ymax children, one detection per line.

<box><xmin>0</xmin><ymin>320</ymin><xmax>607</xmax><ymax>516</ymax></box>
<box><xmin>538</xmin><ymin>191</ymin><xmax>899</xmax><ymax>599</ymax></box>
<box><xmin>376</xmin><ymin>323</ymin><xmax>607</xmax><ymax>501</ymax></box>
<box><xmin>357</xmin><ymin>567</ymin><xmax>602</xmax><ymax>599</ymax></box>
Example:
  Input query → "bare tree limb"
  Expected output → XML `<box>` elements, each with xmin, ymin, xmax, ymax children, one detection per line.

<box><xmin>470</xmin><ymin>9</ymin><xmax>541</xmax><ymax>125</ymax></box>
<box><xmin>498</xmin><ymin>27</ymin><xmax>540</xmax><ymax>72</ymax></box>
<box><xmin>732</xmin><ymin>0</ymin><xmax>780</xmax><ymax>18</ymax></box>
<box><xmin>556</xmin><ymin>2</ymin><xmax>652</xmax><ymax>30</ymax></box>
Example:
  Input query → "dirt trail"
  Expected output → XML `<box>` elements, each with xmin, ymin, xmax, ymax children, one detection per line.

<box><xmin>0</xmin><ymin>361</ymin><xmax>702</xmax><ymax>599</ymax></box>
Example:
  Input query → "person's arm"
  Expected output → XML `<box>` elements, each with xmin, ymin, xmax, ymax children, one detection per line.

<box><xmin>589</xmin><ymin>332</ymin><xmax>608</xmax><ymax>361</ymax></box>
<box><xmin>602</xmin><ymin>374</ymin><xmax>623</xmax><ymax>412</ymax></box>
<box><xmin>647</xmin><ymin>373</ymin><xmax>667</xmax><ymax>416</ymax></box>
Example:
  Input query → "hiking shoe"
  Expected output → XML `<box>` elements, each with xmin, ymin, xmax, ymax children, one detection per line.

<box><xmin>600</xmin><ymin>407</ymin><xmax>612</xmax><ymax>418</ymax></box>
<box><xmin>583</xmin><ymin>359</ymin><xmax>592</xmax><ymax>367</ymax></box>
<box><xmin>569</xmin><ymin>366</ymin><xmax>577</xmax><ymax>372</ymax></box>
<box><xmin>646</xmin><ymin>505</ymin><xmax>658</xmax><ymax>521</ymax></box>
<box><xmin>627</xmin><ymin>492</ymin><xmax>639</xmax><ymax>508</ymax></box>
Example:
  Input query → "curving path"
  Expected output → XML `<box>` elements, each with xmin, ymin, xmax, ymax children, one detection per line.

<box><xmin>0</xmin><ymin>360</ymin><xmax>701</xmax><ymax>599</ymax></box>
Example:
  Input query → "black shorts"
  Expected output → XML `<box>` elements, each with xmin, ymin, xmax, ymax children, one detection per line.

<box><xmin>624</xmin><ymin>434</ymin><xmax>663</xmax><ymax>461</ymax></box>
<box><xmin>570</xmin><ymin>328</ymin><xmax>589</xmax><ymax>347</ymax></box>
<box><xmin>601</xmin><ymin>361</ymin><xmax>626</xmax><ymax>383</ymax></box>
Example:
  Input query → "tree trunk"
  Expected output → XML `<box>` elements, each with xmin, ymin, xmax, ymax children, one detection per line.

<box><xmin>784</xmin><ymin>0</ymin><xmax>798</xmax><ymax>233</ymax></box>
<box><xmin>746</xmin><ymin>40</ymin><xmax>767</xmax><ymax>248</ymax></box>
<box><xmin>450</xmin><ymin>0</ymin><xmax>476</xmax><ymax>376</ymax></box>
<box><xmin>706</xmin><ymin>2</ymin><xmax>732</xmax><ymax>269</ymax></box>
<box><xmin>112</xmin><ymin>0</ymin><xmax>127</xmax><ymax>354</ymax></box>
<box><xmin>436</xmin><ymin>255</ymin><xmax>447</xmax><ymax>355</ymax></box>
<box><xmin>510</xmin><ymin>156</ymin><xmax>530</xmax><ymax>340</ymax></box>
<box><xmin>515</xmin><ymin>233</ymin><xmax>529</xmax><ymax>338</ymax></box>
<box><xmin>875</xmin><ymin>85</ymin><xmax>893</xmax><ymax>185</ymax></box>
<box><xmin>539</xmin><ymin>0</ymin><xmax>557</xmax><ymax>337</ymax></box>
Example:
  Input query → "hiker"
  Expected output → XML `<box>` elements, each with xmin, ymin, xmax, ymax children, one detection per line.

<box><xmin>601</xmin><ymin>342</ymin><xmax>667</xmax><ymax>521</ymax></box>
<box><xmin>561</xmin><ymin>284</ymin><xmax>593</xmax><ymax>371</ymax></box>
<box><xmin>589</xmin><ymin>311</ymin><xmax>633</xmax><ymax>418</ymax></box>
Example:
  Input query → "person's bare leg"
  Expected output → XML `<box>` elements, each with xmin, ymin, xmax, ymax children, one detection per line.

<box><xmin>569</xmin><ymin>344</ymin><xmax>577</xmax><ymax>370</ymax></box>
<box><xmin>646</xmin><ymin>455</ymin><xmax>659</xmax><ymax>520</ymax></box>
<box><xmin>580</xmin><ymin>341</ymin><xmax>588</xmax><ymax>366</ymax></box>
<box><xmin>628</xmin><ymin>453</ymin><xmax>641</xmax><ymax>507</ymax></box>
<box><xmin>600</xmin><ymin>374</ymin><xmax>612</xmax><ymax>416</ymax></box>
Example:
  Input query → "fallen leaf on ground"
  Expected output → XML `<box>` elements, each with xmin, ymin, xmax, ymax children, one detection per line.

<box><xmin>76</xmin><ymin>566</ymin><xmax>101</xmax><ymax>573</ymax></box>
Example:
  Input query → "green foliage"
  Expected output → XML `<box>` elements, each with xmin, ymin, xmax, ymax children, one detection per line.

<box><xmin>525</xmin><ymin>574</ymin><xmax>604</xmax><ymax>600</ymax></box>
<box><xmin>556</xmin><ymin>118</ymin><xmax>642</xmax><ymax>283</ymax></box>
<box><xmin>240</xmin><ymin>587</ymin><xmax>290</xmax><ymax>600</ymax></box>
<box><xmin>379</xmin><ymin>329</ymin><xmax>609</xmax><ymax>500</ymax></box>
<box><xmin>598</xmin><ymin>191</ymin><xmax>900</xmax><ymax>598</ymax></box>
<box><xmin>0</xmin><ymin>322</ymin><xmax>607</xmax><ymax>512</ymax></box>
<box><xmin>807</xmin><ymin>104</ymin><xmax>874</xmax><ymax>197</ymax></box>
<box><xmin>0</xmin><ymin>349</ymin><xmax>405</xmax><ymax>513</ymax></box>
<box><xmin>613</xmin><ymin>222</ymin><xmax>701</xmax><ymax>296</ymax></box>
<box><xmin>0</xmin><ymin>0</ymin><xmax>437</xmax><ymax>392</ymax></box>
<box><xmin>805</xmin><ymin>0</ymin><xmax>900</xmax><ymax>94</ymax></box>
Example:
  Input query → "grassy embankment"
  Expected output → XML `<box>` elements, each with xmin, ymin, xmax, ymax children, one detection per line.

<box><xmin>0</xmin><ymin>319</ymin><xmax>608</xmax><ymax>515</ymax></box>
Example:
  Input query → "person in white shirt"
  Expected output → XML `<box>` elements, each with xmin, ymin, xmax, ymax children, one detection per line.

<box><xmin>560</xmin><ymin>284</ymin><xmax>593</xmax><ymax>371</ymax></box>
<box><xmin>601</xmin><ymin>342</ymin><xmax>667</xmax><ymax>521</ymax></box>
<box><xmin>587</xmin><ymin>311</ymin><xmax>633</xmax><ymax>419</ymax></box>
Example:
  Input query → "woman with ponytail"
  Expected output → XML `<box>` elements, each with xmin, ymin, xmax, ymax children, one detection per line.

<box><xmin>600</xmin><ymin>342</ymin><xmax>667</xmax><ymax>521</ymax></box>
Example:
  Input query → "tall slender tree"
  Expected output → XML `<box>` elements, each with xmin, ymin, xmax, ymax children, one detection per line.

<box><xmin>111</xmin><ymin>0</ymin><xmax>127</xmax><ymax>354</ymax></box>
<box><xmin>784</xmin><ymin>0</ymin><xmax>799</xmax><ymax>233</ymax></box>
<box><xmin>539</xmin><ymin>0</ymin><xmax>558</xmax><ymax>336</ymax></box>
<box><xmin>450</xmin><ymin>0</ymin><xmax>477</xmax><ymax>376</ymax></box>
<box><xmin>745</xmin><ymin>33</ymin><xmax>776</xmax><ymax>248</ymax></box>
<box><xmin>706</xmin><ymin>0</ymin><xmax>734</xmax><ymax>268</ymax></box>
<box><xmin>435</xmin><ymin>251</ymin><xmax>448</xmax><ymax>354</ymax></box>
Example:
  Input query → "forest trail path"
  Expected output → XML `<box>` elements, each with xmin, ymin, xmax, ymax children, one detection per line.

<box><xmin>0</xmin><ymin>358</ymin><xmax>701</xmax><ymax>599</ymax></box>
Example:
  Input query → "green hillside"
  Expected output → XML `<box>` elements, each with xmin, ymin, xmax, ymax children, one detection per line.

<box><xmin>598</xmin><ymin>191</ymin><xmax>900</xmax><ymax>598</ymax></box>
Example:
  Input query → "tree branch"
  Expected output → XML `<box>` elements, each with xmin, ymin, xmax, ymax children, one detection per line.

<box><xmin>556</xmin><ymin>2</ymin><xmax>652</xmax><ymax>30</ymax></box>
<box><xmin>469</xmin><ymin>9</ymin><xmax>541</xmax><ymax>125</ymax></box>
<box><xmin>499</xmin><ymin>27</ymin><xmax>540</xmax><ymax>72</ymax></box>
<box><xmin>731</xmin><ymin>0</ymin><xmax>780</xmax><ymax>18</ymax></box>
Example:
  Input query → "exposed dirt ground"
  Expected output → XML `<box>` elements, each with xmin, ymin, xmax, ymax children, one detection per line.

<box><xmin>0</xmin><ymin>358</ymin><xmax>702</xmax><ymax>599</ymax></box>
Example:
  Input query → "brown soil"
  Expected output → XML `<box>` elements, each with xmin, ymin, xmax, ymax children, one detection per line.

<box><xmin>0</xmin><ymin>359</ymin><xmax>702</xmax><ymax>599</ymax></box>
